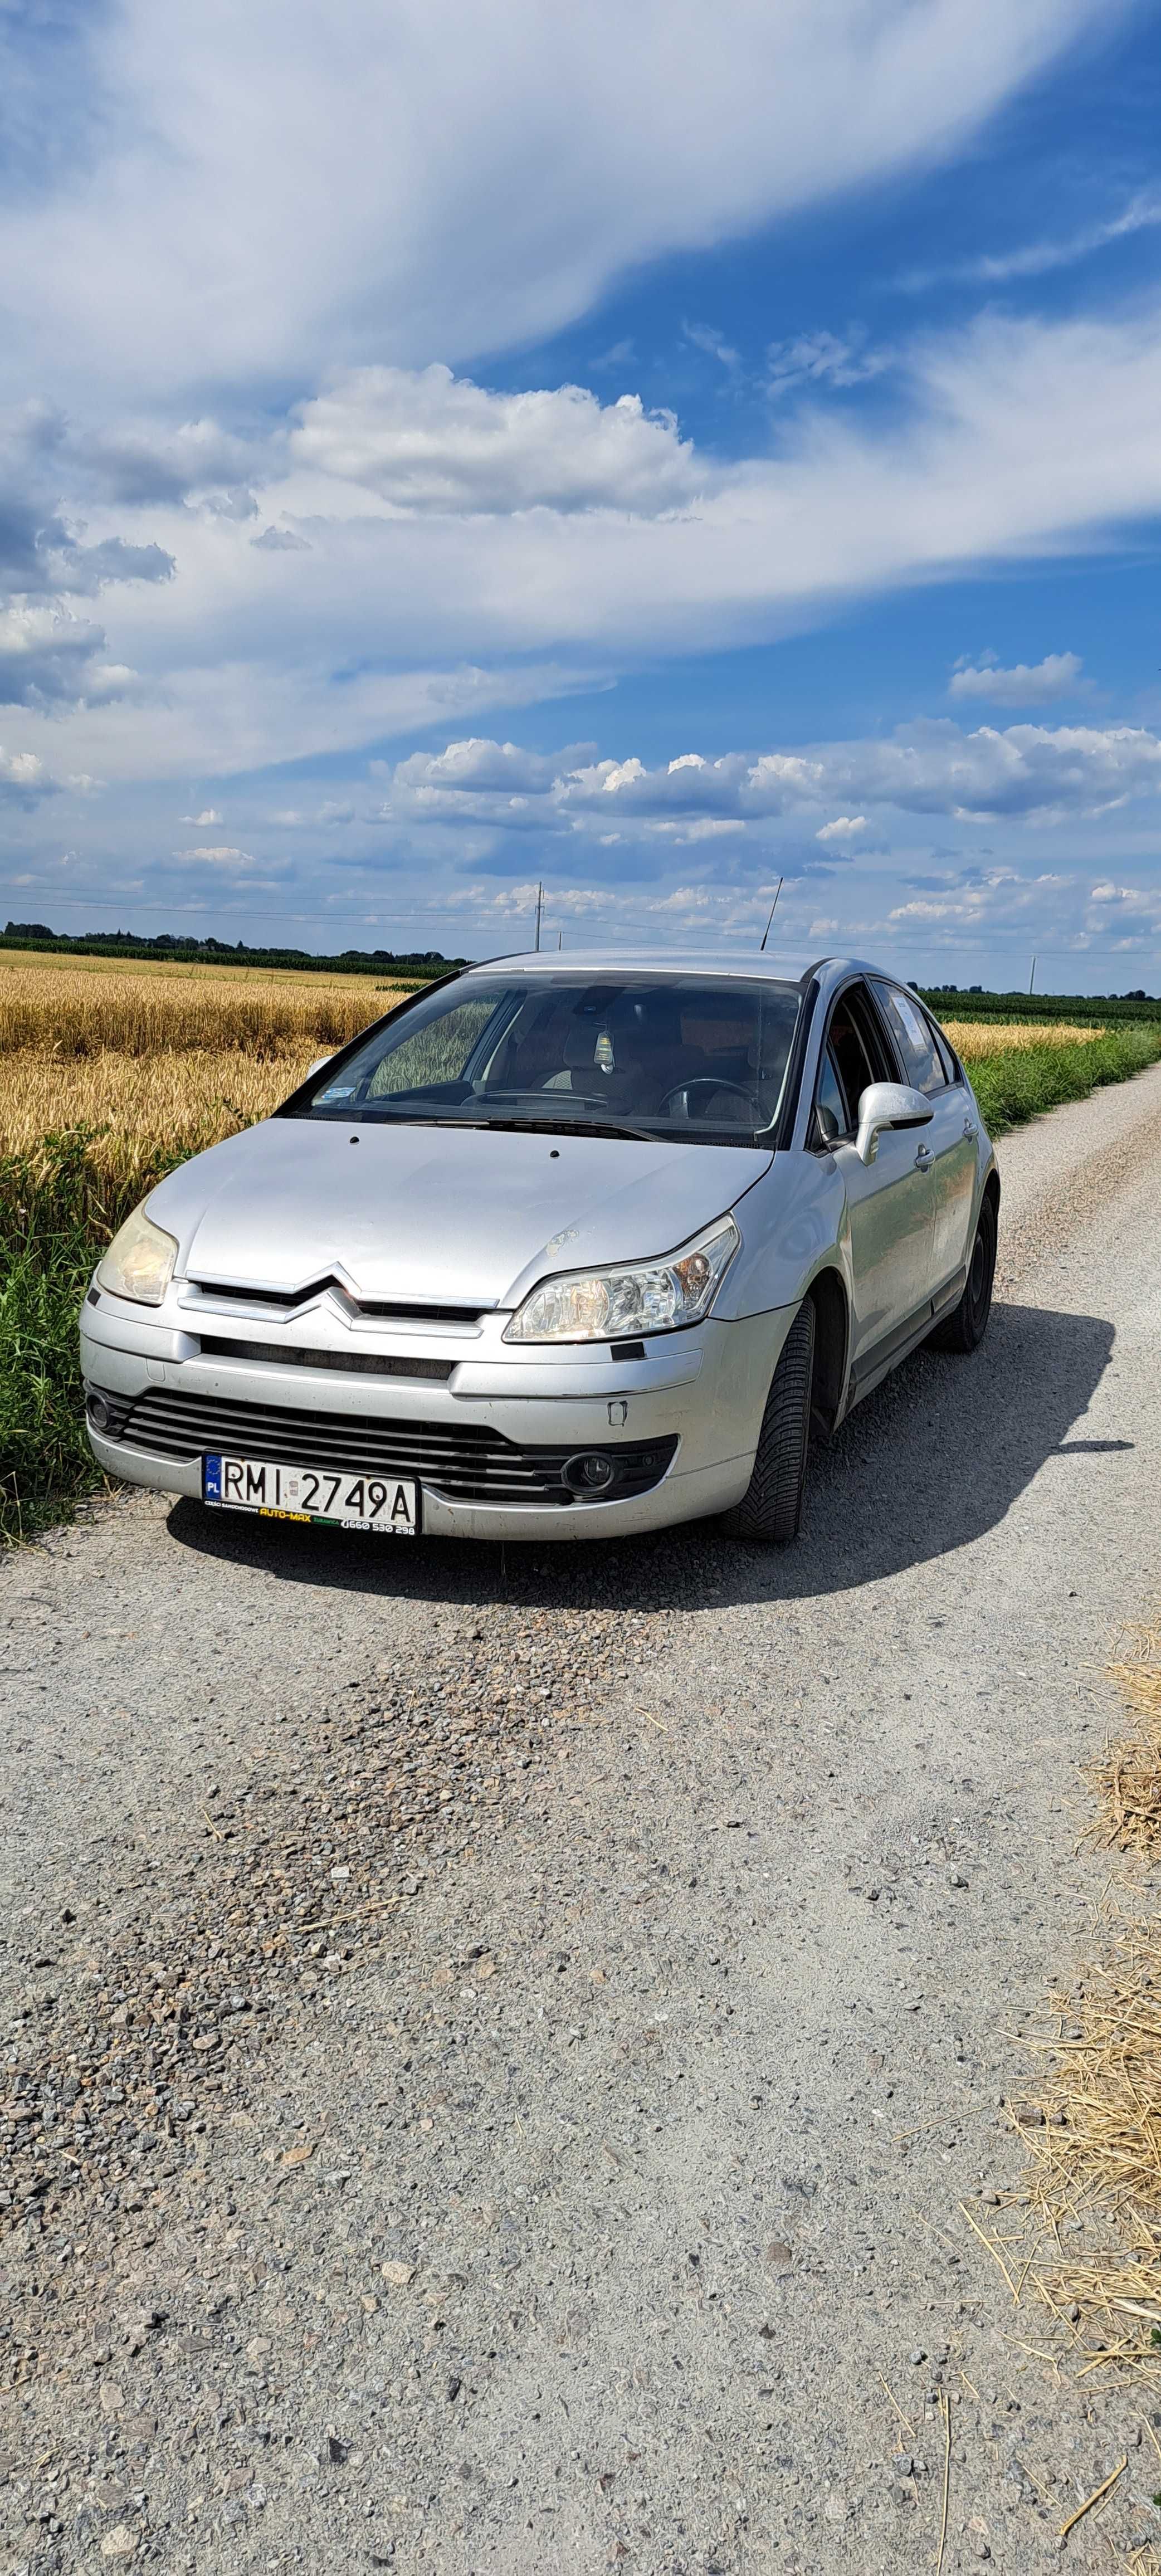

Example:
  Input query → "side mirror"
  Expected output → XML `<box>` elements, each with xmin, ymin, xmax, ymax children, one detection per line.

<box><xmin>305</xmin><ymin>1053</ymin><xmax>332</xmax><ymax>1080</ymax></box>
<box><xmin>854</xmin><ymin>1081</ymin><xmax>933</xmax><ymax>1167</ymax></box>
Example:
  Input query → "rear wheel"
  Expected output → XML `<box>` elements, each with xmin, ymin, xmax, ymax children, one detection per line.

<box><xmin>722</xmin><ymin>1296</ymin><xmax>815</xmax><ymax>1544</ymax></box>
<box><xmin>930</xmin><ymin>1192</ymin><xmax>997</xmax><ymax>1353</ymax></box>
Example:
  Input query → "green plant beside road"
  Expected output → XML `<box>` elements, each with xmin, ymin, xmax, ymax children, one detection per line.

<box><xmin>3</xmin><ymin>1019</ymin><xmax>1160</xmax><ymax>1543</ymax></box>
<box><xmin>965</xmin><ymin>1022</ymin><xmax>1161</xmax><ymax>1138</ymax></box>
<box><xmin>0</xmin><ymin>1131</ymin><xmax>176</xmax><ymax>1543</ymax></box>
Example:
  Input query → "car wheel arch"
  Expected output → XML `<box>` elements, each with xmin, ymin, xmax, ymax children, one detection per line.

<box><xmin>804</xmin><ymin>1264</ymin><xmax>848</xmax><ymax>1438</ymax></box>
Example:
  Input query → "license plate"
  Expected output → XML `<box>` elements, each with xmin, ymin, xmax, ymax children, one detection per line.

<box><xmin>202</xmin><ymin>1453</ymin><xmax>419</xmax><ymax>1535</ymax></box>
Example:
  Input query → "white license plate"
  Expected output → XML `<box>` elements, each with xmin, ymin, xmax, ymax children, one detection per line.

<box><xmin>202</xmin><ymin>1453</ymin><xmax>419</xmax><ymax>1535</ymax></box>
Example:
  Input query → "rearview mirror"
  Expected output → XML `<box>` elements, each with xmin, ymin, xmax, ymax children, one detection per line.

<box><xmin>854</xmin><ymin>1081</ymin><xmax>933</xmax><ymax>1167</ymax></box>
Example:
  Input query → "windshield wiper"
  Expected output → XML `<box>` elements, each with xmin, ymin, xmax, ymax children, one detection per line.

<box><xmin>466</xmin><ymin>1113</ymin><xmax>658</xmax><ymax>1143</ymax></box>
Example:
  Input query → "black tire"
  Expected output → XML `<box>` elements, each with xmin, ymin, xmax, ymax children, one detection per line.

<box><xmin>930</xmin><ymin>1191</ymin><xmax>997</xmax><ymax>1353</ymax></box>
<box><xmin>721</xmin><ymin>1296</ymin><xmax>815</xmax><ymax>1544</ymax></box>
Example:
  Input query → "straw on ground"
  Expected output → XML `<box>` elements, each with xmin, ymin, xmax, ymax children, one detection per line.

<box><xmin>1008</xmin><ymin>1628</ymin><xmax>1161</xmax><ymax>2377</ymax></box>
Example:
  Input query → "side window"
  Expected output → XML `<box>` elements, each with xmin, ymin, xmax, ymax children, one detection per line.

<box><xmin>871</xmin><ymin>980</ymin><xmax>946</xmax><ymax>1097</ymax></box>
<box><xmin>823</xmin><ymin>982</ymin><xmax>892</xmax><ymax>1130</ymax></box>
<box><xmin>812</xmin><ymin>1046</ymin><xmax>849</xmax><ymax>1147</ymax></box>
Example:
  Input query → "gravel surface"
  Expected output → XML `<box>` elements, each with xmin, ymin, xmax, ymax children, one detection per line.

<box><xmin>3</xmin><ymin>1061</ymin><xmax>1161</xmax><ymax>2575</ymax></box>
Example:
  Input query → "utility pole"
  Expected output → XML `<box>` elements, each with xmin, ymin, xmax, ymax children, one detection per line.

<box><xmin>534</xmin><ymin>882</ymin><xmax>543</xmax><ymax>952</ymax></box>
<box><xmin>759</xmin><ymin>877</ymin><xmax>784</xmax><ymax>953</ymax></box>
<box><xmin>1029</xmin><ymin>954</ymin><xmax>1036</xmax><ymax>996</ymax></box>
<box><xmin>558</xmin><ymin>930</ymin><xmax>562</xmax><ymax>950</ymax></box>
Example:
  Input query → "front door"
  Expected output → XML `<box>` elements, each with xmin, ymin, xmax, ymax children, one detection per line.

<box><xmin>870</xmin><ymin>980</ymin><xmax>977</xmax><ymax>1296</ymax></box>
<box><xmin>819</xmin><ymin>983</ymin><xmax>934</xmax><ymax>1377</ymax></box>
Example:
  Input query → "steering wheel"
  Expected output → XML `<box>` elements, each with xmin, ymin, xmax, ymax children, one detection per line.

<box><xmin>659</xmin><ymin>1076</ymin><xmax>763</xmax><ymax>1122</ymax></box>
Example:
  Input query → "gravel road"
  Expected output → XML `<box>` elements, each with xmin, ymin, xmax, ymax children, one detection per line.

<box><xmin>4</xmin><ymin>1063</ymin><xmax>1161</xmax><ymax>2575</ymax></box>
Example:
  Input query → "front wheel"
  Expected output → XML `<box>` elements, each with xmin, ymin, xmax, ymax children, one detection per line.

<box><xmin>721</xmin><ymin>1296</ymin><xmax>815</xmax><ymax>1545</ymax></box>
<box><xmin>930</xmin><ymin>1193</ymin><xmax>997</xmax><ymax>1353</ymax></box>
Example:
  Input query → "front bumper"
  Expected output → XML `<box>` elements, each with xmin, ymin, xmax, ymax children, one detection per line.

<box><xmin>80</xmin><ymin>1283</ymin><xmax>797</xmax><ymax>1542</ymax></box>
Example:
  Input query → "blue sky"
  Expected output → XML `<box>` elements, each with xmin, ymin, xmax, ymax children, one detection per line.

<box><xmin>2</xmin><ymin>0</ymin><xmax>1161</xmax><ymax>988</ymax></box>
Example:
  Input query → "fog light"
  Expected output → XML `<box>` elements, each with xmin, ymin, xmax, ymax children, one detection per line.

<box><xmin>564</xmin><ymin>1450</ymin><xmax>615</xmax><ymax>1493</ymax></box>
<box><xmin>87</xmin><ymin>1392</ymin><xmax>110</xmax><ymax>1432</ymax></box>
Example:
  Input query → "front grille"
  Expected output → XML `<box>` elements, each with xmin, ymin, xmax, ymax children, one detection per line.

<box><xmin>198</xmin><ymin>1336</ymin><xmax>453</xmax><ymax>1383</ymax></box>
<box><xmin>190</xmin><ymin>1276</ymin><xmax>486</xmax><ymax>1324</ymax></box>
<box><xmin>86</xmin><ymin>1383</ymin><xmax>677</xmax><ymax>1506</ymax></box>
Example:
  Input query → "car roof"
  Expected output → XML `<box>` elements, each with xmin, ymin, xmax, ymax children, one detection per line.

<box><xmin>464</xmin><ymin>948</ymin><xmax>871</xmax><ymax>989</ymax></box>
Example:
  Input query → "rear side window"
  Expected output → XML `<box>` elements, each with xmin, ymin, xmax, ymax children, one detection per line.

<box><xmin>871</xmin><ymin>980</ymin><xmax>947</xmax><ymax>1096</ymax></box>
<box><xmin>930</xmin><ymin>1021</ymin><xmax>960</xmax><ymax>1085</ymax></box>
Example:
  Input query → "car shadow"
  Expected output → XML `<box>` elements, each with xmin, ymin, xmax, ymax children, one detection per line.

<box><xmin>167</xmin><ymin>1296</ymin><xmax>1120</xmax><ymax>1617</ymax></box>
<box><xmin>167</xmin><ymin>1300</ymin><xmax>1118</xmax><ymax>1616</ymax></box>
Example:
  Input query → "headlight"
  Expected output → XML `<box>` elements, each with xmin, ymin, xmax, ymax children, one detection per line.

<box><xmin>96</xmin><ymin>1204</ymin><xmax>179</xmax><ymax>1307</ymax></box>
<box><xmin>504</xmin><ymin>1212</ymin><xmax>739</xmax><ymax>1343</ymax></box>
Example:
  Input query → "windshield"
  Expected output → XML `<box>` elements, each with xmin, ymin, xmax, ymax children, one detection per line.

<box><xmin>286</xmin><ymin>972</ymin><xmax>801</xmax><ymax>1146</ymax></box>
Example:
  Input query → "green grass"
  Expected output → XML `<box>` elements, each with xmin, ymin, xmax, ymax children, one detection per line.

<box><xmin>967</xmin><ymin>1022</ymin><xmax>1161</xmax><ymax>1138</ymax></box>
<box><xmin>3</xmin><ymin>1018</ymin><xmax>1160</xmax><ymax>1544</ymax></box>
<box><xmin>0</xmin><ymin>1130</ymin><xmax>176</xmax><ymax>1544</ymax></box>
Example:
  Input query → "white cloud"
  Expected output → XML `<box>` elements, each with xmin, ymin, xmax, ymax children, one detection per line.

<box><xmin>12</xmin><ymin>295</ymin><xmax>1161</xmax><ymax>794</ymax></box>
<box><xmin>0</xmin><ymin>0</ymin><xmax>1108</xmax><ymax>399</ymax></box>
<box><xmin>899</xmin><ymin>189</ymin><xmax>1161</xmax><ymax>292</ymax></box>
<box><xmin>58</xmin><ymin>294</ymin><xmax>1161</xmax><ymax>788</ymax></box>
<box><xmin>369</xmin><ymin>718</ymin><xmax>1161</xmax><ymax>841</ymax></box>
<box><xmin>174</xmin><ymin>844</ymin><xmax>254</xmax><ymax>866</ymax></box>
<box><xmin>767</xmin><ymin>328</ymin><xmax>887</xmax><ymax>397</ymax></box>
<box><xmin>180</xmin><ymin>806</ymin><xmax>222</xmax><ymax>824</ymax></box>
<box><xmin>683</xmin><ymin>323</ymin><xmax>741</xmax><ymax>374</ymax></box>
<box><xmin>885</xmin><ymin>863</ymin><xmax>1161</xmax><ymax>947</ymax></box>
<box><xmin>816</xmin><ymin>814</ymin><xmax>868</xmax><ymax>842</ymax></box>
<box><xmin>289</xmin><ymin>369</ymin><xmax>700</xmax><ymax>516</ymax></box>
<box><xmin>0</xmin><ymin>604</ymin><xmax>128</xmax><ymax>710</ymax></box>
<box><xmin>252</xmin><ymin>524</ymin><xmax>312</xmax><ymax>552</ymax></box>
<box><xmin>393</xmin><ymin>737</ymin><xmax>584</xmax><ymax>794</ymax></box>
<box><xmin>0</xmin><ymin>744</ymin><xmax>48</xmax><ymax>791</ymax></box>
<box><xmin>42</xmin><ymin>414</ymin><xmax>256</xmax><ymax>508</ymax></box>
<box><xmin>1086</xmin><ymin>881</ymin><xmax>1160</xmax><ymax>915</ymax></box>
<box><xmin>949</xmin><ymin>651</ymin><xmax>1084</xmax><ymax>704</ymax></box>
<box><xmin>649</xmin><ymin>816</ymin><xmax>746</xmax><ymax>841</ymax></box>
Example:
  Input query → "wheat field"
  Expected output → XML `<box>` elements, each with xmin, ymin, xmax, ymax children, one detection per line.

<box><xmin>0</xmin><ymin>948</ymin><xmax>412</xmax><ymax>1199</ymax></box>
<box><xmin>1</xmin><ymin>1046</ymin><xmax>314</xmax><ymax>1172</ymax></box>
<box><xmin>0</xmin><ymin>951</ymin><xmax>403</xmax><ymax>1059</ymax></box>
<box><xmin>943</xmin><ymin>1018</ymin><xmax>1103</xmax><ymax>1060</ymax></box>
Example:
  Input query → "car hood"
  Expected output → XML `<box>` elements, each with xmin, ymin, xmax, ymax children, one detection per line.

<box><xmin>147</xmin><ymin>1116</ymin><xmax>773</xmax><ymax>1307</ymax></box>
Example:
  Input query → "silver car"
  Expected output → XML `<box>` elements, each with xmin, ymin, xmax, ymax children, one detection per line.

<box><xmin>81</xmin><ymin>952</ymin><xmax>998</xmax><ymax>1546</ymax></box>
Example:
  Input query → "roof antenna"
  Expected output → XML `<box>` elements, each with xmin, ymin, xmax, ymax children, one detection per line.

<box><xmin>759</xmin><ymin>877</ymin><xmax>783</xmax><ymax>953</ymax></box>
<box><xmin>534</xmin><ymin>881</ymin><xmax>543</xmax><ymax>952</ymax></box>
